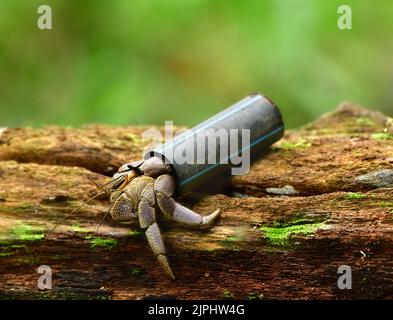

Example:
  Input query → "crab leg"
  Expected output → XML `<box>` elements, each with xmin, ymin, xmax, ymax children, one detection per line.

<box><xmin>154</xmin><ymin>174</ymin><xmax>220</xmax><ymax>226</ymax></box>
<box><xmin>138</xmin><ymin>183</ymin><xmax>175</xmax><ymax>280</ymax></box>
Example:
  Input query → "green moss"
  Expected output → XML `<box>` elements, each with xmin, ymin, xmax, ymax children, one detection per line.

<box><xmin>248</xmin><ymin>292</ymin><xmax>264</xmax><ymax>300</ymax></box>
<box><xmin>70</xmin><ymin>224</ymin><xmax>90</xmax><ymax>233</ymax></box>
<box><xmin>16</xmin><ymin>257</ymin><xmax>40</xmax><ymax>265</ymax></box>
<box><xmin>345</xmin><ymin>192</ymin><xmax>366</xmax><ymax>200</ymax></box>
<box><xmin>371</xmin><ymin>132</ymin><xmax>393</xmax><ymax>141</ymax></box>
<box><xmin>130</xmin><ymin>268</ymin><xmax>143</xmax><ymax>276</ymax></box>
<box><xmin>0</xmin><ymin>244</ymin><xmax>27</xmax><ymax>258</ymax></box>
<box><xmin>88</xmin><ymin>237</ymin><xmax>117</xmax><ymax>249</ymax></box>
<box><xmin>19</xmin><ymin>202</ymin><xmax>33</xmax><ymax>209</ymax></box>
<box><xmin>51</xmin><ymin>253</ymin><xmax>71</xmax><ymax>260</ymax></box>
<box><xmin>355</xmin><ymin>117</ymin><xmax>378</xmax><ymax>128</ymax></box>
<box><xmin>220</xmin><ymin>236</ymin><xmax>241</xmax><ymax>251</ymax></box>
<box><xmin>280</xmin><ymin>149</ymin><xmax>295</xmax><ymax>159</ymax></box>
<box><xmin>223</xmin><ymin>290</ymin><xmax>233</xmax><ymax>298</ymax></box>
<box><xmin>280</xmin><ymin>139</ymin><xmax>311</xmax><ymax>149</ymax></box>
<box><xmin>96</xmin><ymin>295</ymin><xmax>111</xmax><ymax>300</ymax></box>
<box><xmin>378</xmin><ymin>201</ymin><xmax>393</xmax><ymax>208</ymax></box>
<box><xmin>220</xmin><ymin>236</ymin><xmax>239</xmax><ymax>244</ymax></box>
<box><xmin>317</xmin><ymin>128</ymin><xmax>334</xmax><ymax>135</ymax></box>
<box><xmin>52</xmin><ymin>288</ymin><xmax>89</xmax><ymax>300</ymax></box>
<box><xmin>127</xmin><ymin>133</ymin><xmax>139</xmax><ymax>143</ymax></box>
<box><xmin>0</xmin><ymin>252</ymin><xmax>14</xmax><ymax>257</ymax></box>
<box><xmin>127</xmin><ymin>230</ymin><xmax>143</xmax><ymax>237</ymax></box>
<box><xmin>8</xmin><ymin>225</ymin><xmax>45</xmax><ymax>241</ymax></box>
<box><xmin>8</xmin><ymin>244</ymin><xmax>27</xmax><ymax>249</ymax></box>
<box><xmin>260</xmin><ymin>222</ymin><xmax>326</xmax><ymax>246</ymax></box>
<box><xmin>273</xmin><ymin>216</ymin><xmax>326</xmax><ymax>228</ymax></box>
<box><xmin>259</xmin><ymin>214</ymin><xmax>328</xmax><ymax>246</ymax></box>
<box><xmin>37</xmin><ymin>293</ymin><xmax>51</xmax><ymax>300</ymax></box>
<box><xmin>0</xmin><ymin>244</ymin><xmax>27</xmax><ymax>249</ymax></box>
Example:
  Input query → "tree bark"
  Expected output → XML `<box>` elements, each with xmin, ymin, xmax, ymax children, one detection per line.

<box><xmin>0</xmin><ymin>102</ymin><xmax>392</xmax><ymax>300</ymax></box>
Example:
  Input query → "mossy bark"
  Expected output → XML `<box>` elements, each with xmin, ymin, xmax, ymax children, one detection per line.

<box><xmin>0</xmin><ymin>102</ymin><xmax>392</xmax><ymax>300</ymax></box>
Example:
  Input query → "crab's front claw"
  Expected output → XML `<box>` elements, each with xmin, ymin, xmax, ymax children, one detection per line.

<box><xmin>154</xmin><ymin>174</ymin><xmax>221</xmax><ymax>227</ymax></box>
<box><xmin>202</xmin><ymin>208</ymin><xmax>221</xmax><ymax>225</ymax></box>
<box><xmin>145</xmin><ymin>222</ymin><xmax>175</xmax><ymax>280</ymax></box>
<box><xmin>172</xmin><ymin>203</ymin><xmax>221</xmax><ymax>227</ymax></box>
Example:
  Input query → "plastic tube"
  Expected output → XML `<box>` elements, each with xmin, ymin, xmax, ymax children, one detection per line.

<box><xmin>145</xmin><ymin>93</ymin><xmax>285</xmax><ymax>194</ymax></box>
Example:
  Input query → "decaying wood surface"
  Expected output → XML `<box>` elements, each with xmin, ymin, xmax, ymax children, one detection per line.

<box><xmin>0</xmin><ymin>102</ymin><xmax>392</xmax><ymax>300</ymax></box>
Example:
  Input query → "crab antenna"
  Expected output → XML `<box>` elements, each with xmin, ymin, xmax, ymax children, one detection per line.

<box><xmin>96</xmin><ymin>174</ymin><xmax>126</xmax><ymax>191</ymax></box>
<box><xmin>37</xmin><ymin>189</ymin><xmax>108</xmax><ymax>261</ymax></box>
<box><xmin>96</xmin><ymin>192</ymin><xmax>123</xmax><ymax>233</ymax></box>
<box><xmin>48</xmin><ymin>174</ymin><xmax>125</xmax><ymax>238</ymax></box>
<box><xmin>96</xmin><ymin>207</ymin><xmax>111</xmax><ymax>234</ymax></box>
<box><xmin>68</xmin><ymin>190</ymin><xmax>107</xmax><ymax>216</ymax></box>
<box><xmin>48</xmin><ymin>190</ymin><xmax>107</xmax><ymax>235</ymax></box>
<box><xmin>86</xmin><ymin>175</ymin><xmax>104</xmax><ymax>190</ymax></box>
<box><xmin>37</xmin><ymin>173</ymin><xmax>126</xmax><ymax>263</ymax></box>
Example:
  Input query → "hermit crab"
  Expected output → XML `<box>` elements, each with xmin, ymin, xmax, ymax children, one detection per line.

<box><xmin>107</xmin><ymin>156</ymin><xmax>221</xmax><ymax>279</ymax></box>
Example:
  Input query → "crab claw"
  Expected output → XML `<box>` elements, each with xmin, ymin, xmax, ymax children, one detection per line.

<box><xmin>154</xmin><ymin>174</ymin><xmax>221</xmax><ymax>227</ymax></box>
<box><xmin>172</xmin><ymin>204</ymin><xmax>221</xmax><ymax>227</ymax></box>
<box><xmin>203</xmin><ymin>208</ymin><xmax>221</xmax><ymax>224</ymax></box>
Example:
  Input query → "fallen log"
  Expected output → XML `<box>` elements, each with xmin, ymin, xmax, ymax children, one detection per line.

<box><xmin>0</xmin><ymin>102</ymin><xmax>392</xmax><ymax>299</ymax></box>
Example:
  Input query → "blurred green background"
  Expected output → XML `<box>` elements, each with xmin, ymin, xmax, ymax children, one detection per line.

<box><xmin>1</xmin><ymin>0</ymin><xmax>392</xmax><ymax>128</ymax></box>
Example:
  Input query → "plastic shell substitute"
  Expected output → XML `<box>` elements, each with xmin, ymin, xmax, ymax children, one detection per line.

<box><xmin>145</xmin><ymin>93</ymin><xmax>285</xmax><ymax>195</ymax></box>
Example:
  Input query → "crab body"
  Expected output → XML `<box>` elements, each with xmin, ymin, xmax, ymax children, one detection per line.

<box><xmin>108</xmin><ymin>157</ymin><xmax>220</xmax><ymax>279</ymax></box>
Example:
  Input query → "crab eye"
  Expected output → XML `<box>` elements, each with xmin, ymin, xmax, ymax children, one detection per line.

<box><xmin>127</xmin><ymin>164</ymin><xmax>144</xmax><ymax>175</ymax></box>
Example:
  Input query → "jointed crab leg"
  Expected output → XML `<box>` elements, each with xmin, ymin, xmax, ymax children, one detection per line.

<box><xmin>145</xmin><ymin>222</ymin><xmax>175</xmax><ymax>280</ymax></box>
<box><xmin>154</xmin><ymin>174</ymin><xmax>220</xmax><ymax>226</ymax></box>
<box><xmin>137</xmin><ymin>183</ymin><xmax>175</xmax><ymax>279</ymax></box>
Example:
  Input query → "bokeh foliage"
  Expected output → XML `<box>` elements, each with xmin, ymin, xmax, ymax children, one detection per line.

<box><xmin>0</xmin><ymin>0</ymin><xmax>392</xmax><ymax>128</ymax></box>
